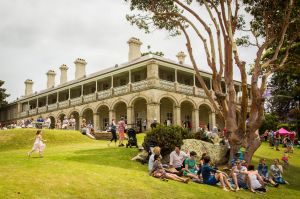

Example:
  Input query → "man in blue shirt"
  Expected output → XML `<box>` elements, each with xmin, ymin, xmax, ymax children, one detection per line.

<box><xmin>201</xmin><ymin>156</ymin><xmax>233</xmax><ymax>191</ymax></box>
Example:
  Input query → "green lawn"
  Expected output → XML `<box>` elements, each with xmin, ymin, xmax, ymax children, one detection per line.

<box><xmin>0</xmin><ymin>129</ymin><xmax>299</xmax><ymax>199</ymax></box>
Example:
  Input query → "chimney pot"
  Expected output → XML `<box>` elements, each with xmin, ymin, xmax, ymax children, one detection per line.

<box><xmin>24</xmin><ymin>79</ymin><xmax>34</xmax><ymax>96</ymax></box>
<box><xmin>74</xmin><ymin>58</ymin><xmax>87</xmax><ymax>79</ymax></box>
<box><xmin>176</xmin><ymin>51</ymin><xmax>186</xmax><ymax>64</ymax></box>
<box><xmin>59</xmin><ymin>64</ymin><xmax>69</xmax><ymax>84</ymax></box>
<box><xmin>127</xmin><ymin>37</ymin><xmax>142</xmax><ymax>62</ymax></box>
<box><xmin>46</xmin><ymin>70</ymin><xmax>56</xmax><ymax>89</ymax></box>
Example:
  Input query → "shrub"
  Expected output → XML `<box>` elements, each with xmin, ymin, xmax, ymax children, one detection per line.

<box><xmin>193</xmin><ymin>128</ymin><xmax>208</xmax><ymax>141</ymax></box>
<box><xmin>277</xmin><ymin>123</ymin><xmax>290</xmax><ymax>131</ymax></box>
<box><xmin>143</xmin><ymin>125</ymin><xmax>191</xmax><ymax>157</ymax></box>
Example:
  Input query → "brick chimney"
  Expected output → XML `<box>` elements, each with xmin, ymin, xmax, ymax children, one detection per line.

<box><xmin>46</xmin><ymin>70</ymin><xmax>56</xmax><ymax>89</ymax></box>
<box><xmin>127</xmin><ymin>37</ymin><xmax>142</xmax><ymax>62</ymax></box>
<box><xmin>59</xmin><ymin>64</ymin><xmax>68</xmax><ymax>84</ymax></box>
<box><xmin>74</xmin><ymin>58</ymin><xmax>87</xmax><ymax>80</ymax></box>
<box><xmin>24</xmin><ymin>79</ymin><xmax>33</xmax><ymax>96</ymax></box>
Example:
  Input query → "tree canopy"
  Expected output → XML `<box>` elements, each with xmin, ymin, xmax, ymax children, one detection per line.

<box><xmin>124</xmin><ymin>0</ymin><xmax>300</xmax><ymax>163</ymax></box>
<box><xmin>0</xmin><ymin>80</ymin><xmax>9</xmax><ymax>109</ymax></box>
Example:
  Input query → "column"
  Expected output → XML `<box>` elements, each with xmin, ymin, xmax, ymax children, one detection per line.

<box><xmin>56</xmin><ymin>92</ymin><xmax>59</xmax><ymax>103</ymax></box>
<box><xmin>109</xmin><ymin>109</ymin><xmax>115</xmax><ymax>123</ymax></box>
<box><xmin>27</xmin><ymin>101</ymin><xmax>30</xmax><ymax>110</ymax></box>
<box><xmin>175</xmin><ymin>69</ymin><xmax>178</xmax><ymax>92</ymax></box>
<box><xmin>93</xmin><ymin>113</ymin><xmax>99</xmax><ymax>131</ymax></box>
<box><xmin>174</xmin><ymin>106</ymin><xmax>181</xmax><ymax>126</ymax></box>
<box><xmin>81</xmin><ymin>85</ymin><xmax>83</xmax><ymax>96</ymax></box>
<box><xmin>95</xmin><ymin>81</ymin><xmax>98</xmax><ymax>93</ymax></box>
<box><xmin>127</xmin><ymin>106</ymin><xmax>133</xmax><ymax>127</ymax></box>
<box><xmin>46</xmin><ymin>96</ymin><xmax>49</xmax><ymax>106</ymax></box>
<box><xmin>68</xmin><ymin>89</ymin><xmax>71</xmax><ymax>100</ymax></box>
<box><xmin>111</xmin><ymin>76</ymin><xmax>114</xmax><ymax>95</ymax></box>
<box><xmin>209</xmin><ymin>111</ymin><xmax>216</xmax><ymax>129</ymax></box>
<box><xmin>147</xmin><ymin>60</ymin><xmax>159</xmax><ymax>88</ymax></box>
<box><xmin>128</xmin><ymin>70</ymin><xmax>132</xmax><ymax>92</ymax></box>
<box><xmin>79</xmin><ymin>116</ymin><xmax>83</xmax><ymax>130</ymax></box>
<box><xmin>194</xmin><ymin>109</ymin><xmax>199</xmax><ymax>132</ymax></box>
<box><xmin>36</xmin><ymin>98</ymin><xmax>39</xmax><ymax>108</ymax></box>
<box><xmin>146</xmin><ymin>102</ymin><xmax>160</xmax><ymax>129</ymax></box>
<box><xmin>209</xmin><ymin>78</ymin><xmax>212</xmax><ymax>90</ymax></box>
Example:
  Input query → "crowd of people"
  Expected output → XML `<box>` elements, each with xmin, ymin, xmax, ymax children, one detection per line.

<box><xmin>148</xmin><ymin>145</ymin><xmax>290</xmax><ymax>193</ymax></box>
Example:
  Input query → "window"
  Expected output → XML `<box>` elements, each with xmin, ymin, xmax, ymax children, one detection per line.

<box><xmin>134</xmin><ymin>74</ymin><xmax>141</xmax><ymax>82</ymax></box>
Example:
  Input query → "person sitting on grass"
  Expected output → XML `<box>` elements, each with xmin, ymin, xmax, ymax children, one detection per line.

<box><xmin>183</xmin><ymin>151</ymin><xmax>200</xmax><ymax>181</ymax></box>
<box><xmin>148</xmin><ymin>146</ymin><xmax>162</xmax><ymax>174</ymax></box>
<box><xmin>257</xmin><ymin>158</ymin><xmax>279</xmax><ymax>187</ymax></box>
<box><xmin>169</xmin><ymin>145</ymin><xmax>189</xmax><ymax>172</ymax></box>
<box><xmin>231</xmin><ymin>160</ymin><xmax>249</xmax><ymax>191</ymax></box>
<box><xmin>201</xmin><ymin>156</ymin><xmax>234</xmax><ymax>191</ymax></box>
<box><xmin>247</xmin><ymin>164</ymin><xmax>266</xmax><ymax>193</ymax></box>
<box><xmin>151</xmin><ymin>154</ymin><xmax>189</xmax><ymax>183</ymax></box>
<box><xmin>270</xmin><ymin>159</ymin><xmax>289</xmax><ymax>184</ymax></box>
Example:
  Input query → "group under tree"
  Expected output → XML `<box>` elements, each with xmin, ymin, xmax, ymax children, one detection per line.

<box><xmin>124</xmin><ymin>0</ymin><xmax>300</xmax><ymax>163</ymax></box>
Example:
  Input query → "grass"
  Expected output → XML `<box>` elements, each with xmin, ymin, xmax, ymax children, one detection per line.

<box><xmin>0</xmin><ymin>129</ymin><xmax>299</xmax><ymax>199</ymax></box>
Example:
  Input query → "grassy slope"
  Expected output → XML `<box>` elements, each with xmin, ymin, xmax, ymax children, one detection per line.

<box><xmin>0</xmin><ymin>129</ymin><xmax>299</xmax><ymax>199</ymax></box>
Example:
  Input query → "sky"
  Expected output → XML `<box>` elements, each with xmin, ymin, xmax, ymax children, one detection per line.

<box><xmin>0</xmin><ymin>0</ymin><xmax>257</xmax><ymax>102</ymax></box>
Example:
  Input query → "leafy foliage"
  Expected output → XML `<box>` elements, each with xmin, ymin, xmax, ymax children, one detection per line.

<box><xmin>142</xmin><ymin>125</ymin><xmax>191</xmax><ymax>156</ymax></box>
<box><xmin>259</xmin><ymin>113</ymin><xmax>278</xmax><ymax>134</ymax></box>
<box><xmin>0</xmin><ymin>80</ymin><xmax>9</xmax><ymax>109</ymax></box>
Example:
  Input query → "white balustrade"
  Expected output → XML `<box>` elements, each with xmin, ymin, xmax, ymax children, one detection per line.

<box><xmin>28</xmin><ymin>109</ymin><xmax>37</xmax><ymax>115</ymax></box>
<box><xmin>178</xmin><ymin>83</ymin><xmax>193</xmax><ymax>95</ymax></box>
<box><xmin>98</xmin><ymin>90</ymin><xmax>112</xmax><ymax>100</ymax></box>
<box><xmin>159</xmin><ymin>80</ymin><xmax>175</xmax><ymax>91</ymax></box>
<box><xmin>70</xmin><ymin>97</ymin><xmax>82</xmax><ymax>106</ymax></box>
<box><xmin>132</xmin><ymin>80</ymin><xmax>148</xmax><ymax>91</ymax></box>
<box><xmin>59</xmin><ymin>100</ymin><xmax>69</xmax><ymax>108</ymax></box>
<box><xmin>114</xmin><ymin>85</ymin><xmax>128</xmax><ymax>95</ymax></box>
<box><xmin>20</xmin><ymin>111</ymin><xmax>28</xmax><ymax>117</ymax></box>
<box><xmin>38</xmin><ymin>106</ymin><xmax>47</xmax><ymax>113</ymax></box>
<box><xmin>48</xmin><ymin>103</ymin><xmax>58</xmax><ymax>111</ymax></box>
<box><xmin>83</xmin><ymin>93</ymin><xmax>96</xmax><ymax>103</ymax></box>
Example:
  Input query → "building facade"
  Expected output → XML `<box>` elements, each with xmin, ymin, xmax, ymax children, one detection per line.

<box><xmin>0</xmin><ymin>37</ymin><xmax>250</xmax><ymax>132</ymax></box>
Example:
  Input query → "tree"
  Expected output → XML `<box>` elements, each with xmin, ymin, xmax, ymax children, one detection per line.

<box><xmin>259</xmin><ymin>113</ymin><xmax>278</xmax><ymax>134</ymax></box>
<box><xmin>124</xmin><ymin>0</ymin><xmax>300</xmax><ymax>163</ymax></box>
<box><xmin>268</xmin><ymin>39</ymin><xmax>300</xmax><ymax>135</ymax></box>
<box><xmin>0</xmin><ymin>80</ymin><xmax>9</xmax><ymax>109</ymax></box>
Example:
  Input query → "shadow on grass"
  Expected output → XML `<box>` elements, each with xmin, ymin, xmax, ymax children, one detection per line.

<box><xmin>66</xmin><ymin>147</ymin><xmax>147</xmax><ymax>172</ymax></box>
<box><xmin>253</xmin><ymin>154</ymin><xmax>300</xmax><ymax>193</ymax></box>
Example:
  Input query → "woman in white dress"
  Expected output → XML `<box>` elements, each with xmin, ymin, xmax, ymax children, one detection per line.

<box><xmin>27</xmin><ymin>130</ymin><xmax>46</xmax><ymax>157</ymax></box>
<box><xmin>247</xmin><ymin>164</ymin><xmax>266</xmax><ymax>193</ymax></box>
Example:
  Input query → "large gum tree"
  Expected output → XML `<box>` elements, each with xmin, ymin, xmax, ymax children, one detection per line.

<box><xmin>124</xmin><ymin>0</ymin><xmax>300</xmax><ymax>163</ymax></box>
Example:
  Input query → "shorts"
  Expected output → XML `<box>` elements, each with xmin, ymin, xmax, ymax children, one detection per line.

<box><xmin>204</xmin><ymin>175</ymin><xmax>219</xmax><ymax>185</ymax></box>
<box><xmin>238</xmin><ymin>180</ymin><xmax>248</xmax><ymax>189</ymax></box>
<box><xmin>274</xmin><ymin>177</ymin><xmax>286</xmax><ymax>184</ymax></box>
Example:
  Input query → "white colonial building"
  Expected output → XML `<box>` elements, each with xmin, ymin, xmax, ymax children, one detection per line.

<box><xmin>0</xmin><ymin>37</ymin><xmax>250</xmax><ymax>131</ymax></box>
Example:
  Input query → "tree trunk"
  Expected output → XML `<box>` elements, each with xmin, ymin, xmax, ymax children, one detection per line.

<box><xmin>244</xmin><ymin>128</ymin><xmax>261</xmax><ymax>164</ymax></box>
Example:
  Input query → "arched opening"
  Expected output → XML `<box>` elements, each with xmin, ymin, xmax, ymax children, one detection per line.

<box><xmin>69</xmin><ymin>111</ymin><xmax>80</xmax><ymax>130</ymax></box>
<box><xmin>181</xmin><ymin>101</ymin><xmax>194</xmax><ymax>130</ymax></box>
<box><xmin>114</xmin><ymin>102</ymin><xmax>127</xmax><ymax>123</ymax></box>
<box><xmin>199</xmin><ymin>104</ymin><xmax>211</xmax><ymax>130</ymax></box>
<box><xmin>82</xmin><ymin>108</ymin><xmax>94</xmax><ymax>126</ymax></box>
<box><xmin>133</xmin><ymin>98</ymin><xmax>147</xmax><ymax>132</ymax></box>
<box><xmin>160</xmin><ymin>97</ymin><xmax>175</xmax><ymax>125</ymax></box>
<box><xmin>97</xmin><ymin>105</ymin><xmax>109</xmax><ymax>131</ymax></box>
<box><xmin>58</xmin><ymin>113</ymin><xmax>66</xmax><ymax>123</ymax></box>
<box><xmin>49</xmin><ymin>116</ymin><xmax>55</xmax><ymax>129</ymax></box>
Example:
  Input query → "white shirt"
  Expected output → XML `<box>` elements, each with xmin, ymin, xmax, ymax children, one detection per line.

<box><xmin>169</xmin><ymin>151</ymin><xmax>188</xmax><ymax>168</ymax></box>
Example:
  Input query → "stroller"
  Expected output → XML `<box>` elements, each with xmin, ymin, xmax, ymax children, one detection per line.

<box><xmin>126</xmin><ymin>128</ymin><xmax>138</xmax><ymax>148</ymax></box>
